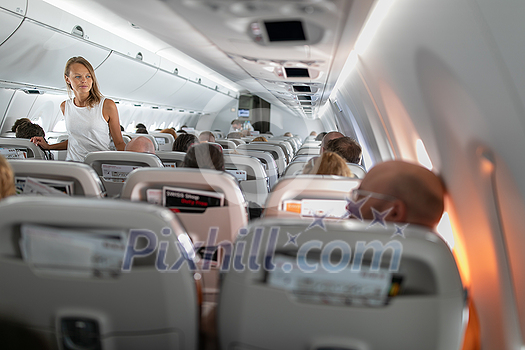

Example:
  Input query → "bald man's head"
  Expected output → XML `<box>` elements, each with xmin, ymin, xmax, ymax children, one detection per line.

<box><xmin>125</xmin><ymin>136</ymin><xmax>155</xmax><ymax>154</ymax></box>
<box><xmin>321</xmin><ymin>131</ymin><xmax>344</xmax><ymax>153</ymax></box>
<box><xmin>356</xmin><ymin>161</ymin><xmax>445</xmax><ymax>228</ymax></box>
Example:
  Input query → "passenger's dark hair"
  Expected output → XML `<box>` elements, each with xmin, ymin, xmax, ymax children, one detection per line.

<box><xmin>183</xmin><ymin>143</ymin><xmax>224</xmax><ymax>171</ymax></box>
<box><xmin>176</xmin><ymin>129</ymin><xmax>187</xmax><ymax>134</ymax></box>
<box><xmin>172</xmin><ymin>133</ymin><xmax>199</xmax><ymax>152</ymax></box>
<box><xmin>315</xmin><ymin>132</ymin><xmax>328</xmax><ymax>141</ymax></box>
<box><xmin>227</xmin><ymin>132</ymin><xmax>243</xmax><ymax>139</ymax></box>
<box><xmin>326</xmin><ymin>137</ymin><xmax>362</xmax><ymax>164</ymax></box>
<box><xmin>135</xmin><ymin>127</ymin><xmax>148</xmax><ymax>134</ymax></box>
<box><xmin>120</xmin><ymin>125</ymin><xmax>124</xmax><ymax>131</ymax></box>
<box><xmin>11</xmin><ymin>118</ymin><xmax>31</xmax><ymax>132</ymax></box>
<box><xmin>135</xmin><ymin>123</ymin><xmax>146</xmax><ymax>129</ymax></box>
<box><xmin>15</xmin><ymin>123</ymin><xmax>45</xmax><ymax>139</ymax></box>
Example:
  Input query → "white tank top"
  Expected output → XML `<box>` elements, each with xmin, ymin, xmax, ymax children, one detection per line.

<box><xmin>64</xmin><ymin>97</ymin><xmax>111</xmax><ymax>162</ymax></box>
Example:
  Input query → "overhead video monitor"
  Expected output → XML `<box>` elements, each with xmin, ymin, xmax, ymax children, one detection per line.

<box><xmin>285</xmin><ymin>68</ymin><xmax>310</xmax><ymax>78</ymax></box>
<box><xmin>238</xmin><ymin>109</ymin><xmax>250</xmax><ymax>117</ymax></box>
<box><xmin>264</xmin><ymin>20</ymin><xmax>306</xmax><ymax>42</ymax></box>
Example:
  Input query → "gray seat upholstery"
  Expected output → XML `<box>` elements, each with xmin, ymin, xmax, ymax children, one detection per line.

<box><xmin>223</xmin><ymin>154</ymin><xmax>269</xmax><ymax>207</ymax></box>
<box><xmin>150</xmin><ymin>132</ymin><xmax>176</xmax><ymax>151</ymax></box>
<box><xmin>84</xmin><ymin>151</ymin><xmax>163</xmax><ymax>198</ymax></box>
<box><xmin>124</xmin><ymin>133</ymin><xmax>160</xmax><ymax>151</ymax></box>
<box><xmin>235</xmin><ymin>149</ymin><xmax>278</xmax><ymax>190</ymax></box>
<box><xmin>155</xmin><ymin>150</ymin><xmax>187</xmax><ymax>168</ymax></box>
<box><xmin>0</xmin><ymin>196</ymin><xmax>198</xmax><ymax>350</ymax></box>
<box><xmin>238</xmin><ymin>143</ymin><xmax>288</xmax><ymax>177</ymax></box>
<box><xmin>9</xmin><ymin>159</ymin><xmax>106</xmax><ymax>197</ymax></box>
<box><xmin>219</xmin><ymin>218</ymin><xmax>466</xmax><ymax>350</ymax></box>
<box><xmin>0</xmin><ymin>137</ymin><xmax>48</xmax><ymax>160</ymax></box>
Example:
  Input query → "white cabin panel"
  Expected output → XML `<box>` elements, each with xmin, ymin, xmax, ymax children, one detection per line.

<box><xmin>0</xmin><ymin>20</ymin><xmax>110</xmax><ymax>91</ymax></box>
<box><xmin>95</xmin><ymin>51</ymin><xmax>157</xmax><ymax>100</ymax></box>
<box><xmin>0</xmin><ymin>0</ymin><xmax>26</xmax><ymax>15</ymax></box>
<box><xmin>0</xmin><ymin>88</ymin><xmax>16</xmax><ymax>133</ymax></box>
<box><xmin>126</xmin><ymin>69</ymin><xmax>186</xmax><ymax>106</ymax></box>
<box><xmin>0</xmin><ymin>7</ymin><xmax>24</xmax><ymax>45</ymax></box>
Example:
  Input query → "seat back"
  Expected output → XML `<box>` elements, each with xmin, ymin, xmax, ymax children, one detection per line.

<box><xmin>219</xmin><ymin>218</ymin><xmax>465</xmax><ymax>350</ymax></box>
<box><xmin>297</xmin><ymin>146</ymin><xmax>320</xmax><ymax>156</ymax></box>
<box><xmin>238</xmin><ymin>143</ymin><xmax>287</xmax><ymax>177</ymax></box>
<box><xmin>216</xmin><ymin>139</ymin><xmax>237</xmax><ymax>150</ymax></box>
<box><xmin>121</xmin><ymin>168</ymin><xmax>247</xmax><ymax>244</ymax></box>
<box><xmin>84</xmin><ymin>151</ymin><xmax>163</xmax><ymax>197</ymax></box>
<box><xmin>223</xmin><ymin>154</ymin><xmax>269</xmax><ymax>206</ymax></box>
<box><xmin>235</xmin><ymin>149</ymin><xmax>279</xmax><ymax>189</ymax></box>
<box><xmin>264</xmin><ymin>175</ymin><xmax>360</xmax><ymax>219</ymax></box>
<box><xmin>155</xmin><ymin>151</ymin><xmax>187</xmax><ymax>168</ymax></box>
<box><xmin>150</xmin><ymin>132</ymin><xmax>176</xmax><ymax>151</ymax></box>
<box><xmin>259</xmin><ymin>140</ymin><xmax>292</xmax><ymax>163</ymax></box>
<box><xmin>0</xmin><ymin>137</ymin><xmax>48</xmax><ymax>159</ymax></box>
<box><xmin>284</xmin><ymin>161</ymin><xmax>307</xmax><ymax>177</ymax></box>
<box><xmin>9</xmin><ymin>159</ymin><xmax>106</xmax><ymax>197</ymax></box>
<box><xmin>121</xmin><ymin>168</ymin><xmax>248</xmax><ymax>297</ymax></box>
<box><xmin>347</xmin><ymin>163</ymin><xmax>367</xmax><ymax>179</ymax></box>
<box><xmin>0</xmin><ymin>196</ymin><xmax>198</xmax><ymax>350</ymax></box>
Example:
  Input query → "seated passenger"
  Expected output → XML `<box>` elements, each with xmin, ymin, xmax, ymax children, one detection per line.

<box><xmin>125</xmin><ymin>136</ymin><xmax>155</xmax><ymax>154</ymax></box>
<box><xmin>135</xmin><ymin>123</ymin><xmax>146</xmax><ymax>130</ymax></box>
<box><xmin>173</xmin><ymin>133</ymin><xmax>199</xmax><ymax>152</ymax></box>
<box><xmin>227</xmin><ymin>132</ymin><xmax>243</xmax><ymax>139</ymax></box>
<box><xmin>15</xmin><ymin>122</ymin><xmax>45</xmax><ymax>139</ymax></box>
<box><xmin>350</xmin><ymin>160</ymin><xmax>443</xmax><ymax>228</ymax></box>
<box><xmin>182</xmin><ymin>143</ymin><xmax>224</xmax><ymax>171</ymax></box>
<box><xmin>320</xmin><ymin>131</ymin><xmax>344</xmax><ymax>153</ymax></box>
<box><xmin>325</xmin><ymin>136</ymin><xmax>362</xmax><ymax>164</ymax></box>
<box><xmin>0</xmin><ymin>155</ymin><xmax>15</xmax><ymax>199</ymax></box>
<box><xmin>199</xmin><ymin>131</ymin><xmax>216</xmax><ymax>143</ymax></box>
<box><xmin>302</xmin><ymin>151</ymin><xmax>354</xmax><ymax>177</ymax></box>
<box><xmin>160</xmin><ymin>128</ymin><xmax>177</xmax><ymax>140</ymax></box>
<box><xmin>283</xmin><ymin>132</ymin><xmax>293</xmax><ymax>137</ymax></box>
<box><xmin>252</xmin><ymin>136</ymin><xmax>268</xmax><ymax>142</ymax></box>
<box><xmin>309</xmin><ymin>131</ymin><xmax>317</xmax><ymax>137</ymax></box>
<box><xmin>135</xmin><ymin>127</ymin><xmax>148</xmax><ymax>134</ymax></box>
<box><xmin>10</xmin><ymin>118</ymin><xmax>31</xmax><ymax>133</ymax></box>
<box><xmin>314</xmin><ymin>131</ymin><xmax>327</xmax><ymax>141</ymax></box>
<box><xmin>229</xmin><ymin>119</ymin><xmax>243</xmax><ymax>133</ymax></box>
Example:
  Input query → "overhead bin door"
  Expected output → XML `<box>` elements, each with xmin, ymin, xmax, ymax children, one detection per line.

<box><xmin>126</xmin><ymin>69</ymin><xmax>186</xmax><ymax>106</ymax></box>
<box><xmin>0</xmin><ymin>6</ymin><xmax>24</xmax><ymax>46</ymax></box>
<box><xmin>0</xmin><ymin>20</ymin><xmax>110</xmax><ymax>90</ymax></box>
<box><xmin>95</xmin><ymin>51</ymin><xmax>157</xmax><ymax>99</ymax></box>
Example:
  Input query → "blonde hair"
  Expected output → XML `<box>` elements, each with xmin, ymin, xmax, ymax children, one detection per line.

<box><xmin>0</xmin><ymin>156</ymin><xmax>15</xmax><ymax>199</ymax></box>
<box><xmin>160</xmin><ymin>128</ymin><xmax>177</xmax><ymax>140</ymax></box>
<box><xmin>64</xmin><ymin>56</ymin><xmax>102</xmax><ymax>108</ymax></box>
<box><xmin>303</xmin><ymin>152</ymin><xmax>353</xmax><ymax>177</ymax></box>
<box><xmin>252</xmin><ymin>136</ymin><xmax>268</xmax><ymax>142</ymax></box>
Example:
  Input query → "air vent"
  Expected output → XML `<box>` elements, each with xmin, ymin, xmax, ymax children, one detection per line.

<box><xmin>298</xmin><ymin>95</ymin><xmax>312</xmax><ymax>101</ymax></box>
<box><xmin>71</xmin><ymin>25</ymin><xmax>84</xmax><ymax>38</ymax></box>
<box><xmin>293</xmin><ymin>85</ymin><xmax>311</xmax><ymax>93</ymax></box>
<box><xmin>174</xmin><ymin>68</ymin><xmax>178</xmax><ymax>75</ymax></box>
<box><xmin>179</xmin><ymin>110</ymin><xmax>185</xmax><ymax>112</ymax></box>
<box><xmin>23</xmin><ymin>89</ymin><xmax>43</xmax><ymax>95</ymax></box>
<box><xmin>285</xmin><ymin>68</ymin><xmax>309</xmax><ymax>78</ymax></box>
<box><xmin>134</xmin><ymin>104</ymin><xmax>142</xmax><ymax>107</ymax></box>
<box><xmin>264</xmin><ymin>20</ymin><xmax>306</xmax><ymax>42</ymax></box>
<box><xmin>136</xmin><ymin>52</ymin><xmax>143</xmax><ymax>61</ymax></box>
<box><xmin>167</xmin><ymin>108</ymin><xmax>173</xmax><ymax>111</ymax></box>
<box><xmin>300</xmin><ymin>101</ymin><xmax>312</xmax><ymax>105</ymax></box>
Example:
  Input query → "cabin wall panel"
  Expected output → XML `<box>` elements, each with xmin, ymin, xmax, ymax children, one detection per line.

<box><xmin>0</xmin><ymin>88</ymin><xmax>16</xmax><ymax>133</ymax></box>
<box><xmin>0</xmin><ymin>8</ymin><xmax>24</xmax><ymax>46</ymax></box>
<box><xmin>0</xmin><ymin>20</ymin><xmax>110</xmax><ymax>91</ymax></box>
<box><xmin>1</xmin><ymin>91</ymin><xmax>37</xmax><ymax>134</ymax></box>
<box><xmin>270</xmin><ymin>105</ymin><xmax>322</xmax><ymax>139</ymax></box>
<box><xmin>210</xmin><ymin>99</ymin><xmax>240</xmax><ymax>135</ymax></box>
<box><xmin>351</xmin><ymin>0</ymin><xmax>525</xmax><ymax>348</ymax></box>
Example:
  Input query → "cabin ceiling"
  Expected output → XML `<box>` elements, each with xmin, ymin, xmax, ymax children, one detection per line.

<box><xmin>89</xmin><ymin>0</ymin><xmax>375</xmax><ymax>118</ymax></box>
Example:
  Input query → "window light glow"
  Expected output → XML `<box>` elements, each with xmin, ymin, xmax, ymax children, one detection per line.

<box><xmin>436</xmin><ymin>212</ymin><xmax>455</xmax><ymax>249</ymax></box>
<box><xmin>354</xmin><ymin>0</ymin><xmax>397</xmax><ymax>55</ymax></box>
<box><xmin>416</xmin><ymin>139</ymin><xmax>433</xmax><ymax>170</ymax></box>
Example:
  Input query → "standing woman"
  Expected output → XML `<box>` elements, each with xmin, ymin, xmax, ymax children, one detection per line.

<box><xmin>31</xmin><ymin>57</ymin><xmax>126</xmax><ymax>161</ymax></box>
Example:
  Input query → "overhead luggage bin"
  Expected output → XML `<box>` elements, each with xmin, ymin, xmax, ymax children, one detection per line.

<box><xmin>0</xmin><ymin>6</ymin><xmax>25</xmax><ymax>46</ymax></box>
<box><xmin>0</xmin><ymin>20</ymin><xmax>110</xmax><ymax>90</ymax></box>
